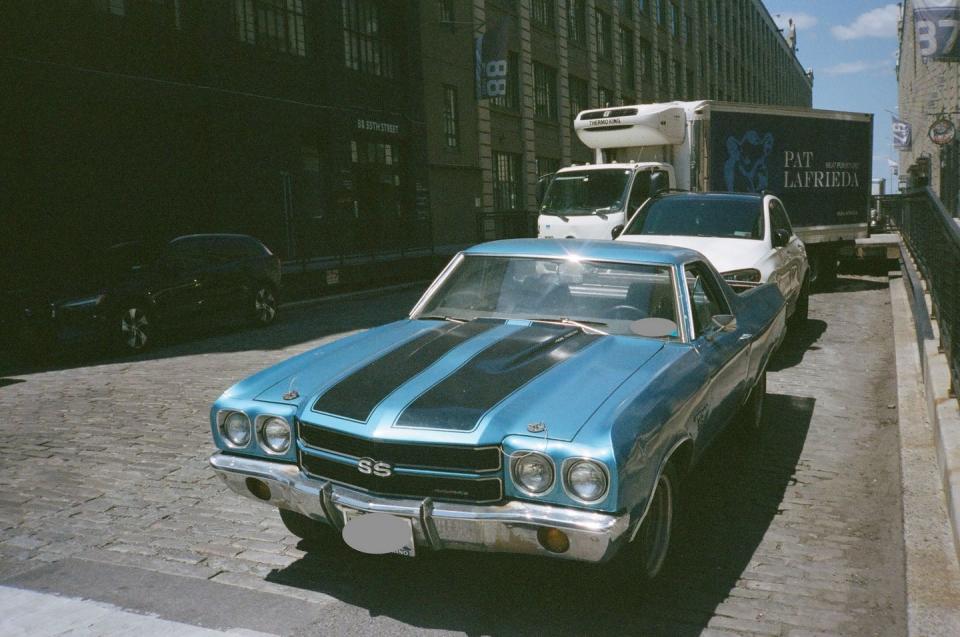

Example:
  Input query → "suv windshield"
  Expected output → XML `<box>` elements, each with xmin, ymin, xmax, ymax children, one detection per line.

<box><xmin>624</xmin><ymin>196</ymin><xmax>764</xmax><ymax>240</ymax></box>
<box><xmin>415</xmin><ymin>255</ymin><xmax>679</xmax><ymax>339</ymax></box>
<box><xmin>540</xmin><ymin>169</ymin><xmax>632</xmax><ymax>217</ymax></box>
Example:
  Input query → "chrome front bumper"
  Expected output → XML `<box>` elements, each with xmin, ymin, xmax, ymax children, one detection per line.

<box><xmin>209</xmin><ymin>452</ymin><xmax>631</xmax><ymax>563</ymax></box>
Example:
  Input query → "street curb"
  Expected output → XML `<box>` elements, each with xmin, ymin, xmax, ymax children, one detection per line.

<box><xmin>899</xmin><ymin>245</ymin><xmax>960</xmax><ymax>565</ymax></box>
<box><xmin>890</xmin><ymin>269</ymin><xmax>960</xmax><ymax>635</ymax></box>
<box><xmin>279</xmin><ymin>280</ymin><xmax>430</xmax><ymax>311</ymax></box>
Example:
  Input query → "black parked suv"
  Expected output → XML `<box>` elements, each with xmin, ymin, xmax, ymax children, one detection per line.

<box><xmin>51</xmin><ymin>234</ymin><xmax>281</xmax><ymax>353</ymax></box>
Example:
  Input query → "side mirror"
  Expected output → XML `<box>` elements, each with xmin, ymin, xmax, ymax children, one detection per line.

<box><xmin>611</xmin><ymin>224</ymin><xmax>625</xmax><ymax>239</ymax></box>
<box><xmin>710</xmin><ymin>314</ymin><xmax>738</xmax><ymax>333</ymax></box>
<box><xmin>772</xmin><ymin>228</ymin><xmax>790</xmax><ymax>248</ymax></box>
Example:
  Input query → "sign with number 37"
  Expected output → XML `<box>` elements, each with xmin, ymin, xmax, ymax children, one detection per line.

<box><xmin>915</xmin><ymin>1</ymin><xmax>960</xmax><ymax>60</ymax></box>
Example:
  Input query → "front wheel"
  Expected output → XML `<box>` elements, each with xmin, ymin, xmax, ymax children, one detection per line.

<box><xmin>631</xmin><ymin>463</ymin><xmax>678</xmax><ymax>581</ymax></box>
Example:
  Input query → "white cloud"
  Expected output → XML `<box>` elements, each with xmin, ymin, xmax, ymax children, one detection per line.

<box><xmin>772</xmin><ymin>12</ymin><xmax>818</xmax><ymax>31</ymax></box>
<box><xmin>822</xmin><ymin>60</ymin><xmax>892</xmax><ymax>76</ymax></box>
<box><xmin>831</xmin><ymin>4</ymin><xmax>900</xmax><ymax>40</ymax></box>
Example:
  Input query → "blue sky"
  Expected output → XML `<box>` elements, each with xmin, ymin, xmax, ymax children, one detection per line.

<box><xmin>764</xmin><ymin>1</ymin><xmax>901</xmax><ymax>183</ymax></box>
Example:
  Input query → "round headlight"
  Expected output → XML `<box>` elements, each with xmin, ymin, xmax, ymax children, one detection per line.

<box><xmin>260</xmin><ymin>417</ymin><xmax>291</xmax><ymax>453</ymax></box>
<box><xmin>222</xmin><ymin>412</ymin><xmax>251</xmax><ymax>447</ymax></box>
<box><xmin>565</xmin><ymin>460</ymin><xmax>608</xmax><ymax>502</ymax></box>
<box><xmin>512</xmin><ymin>453</ymin><xmax>554</xmax><ymax>494</ymax></box>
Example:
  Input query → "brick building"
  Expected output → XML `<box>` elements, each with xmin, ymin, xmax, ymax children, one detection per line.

<box><xmin>896</xmin><ymin>0</ymin><xmax>960</xmax><ymax>214</ymax></box>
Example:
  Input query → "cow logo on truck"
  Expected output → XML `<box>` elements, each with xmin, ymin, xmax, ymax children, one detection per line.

<box><xmin>723</xmin><ymin>130</ymin><xmax>774</xmax><ymax>193</ymax></box>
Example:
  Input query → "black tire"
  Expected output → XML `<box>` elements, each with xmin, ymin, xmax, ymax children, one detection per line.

<box><xmin>279</xmin><ymin>508</ymin><xmax>334</xmax><ymax>544</ymax></box>
<box><xmin>118</xmin><ymin>304</ymin><xmax>153</xmax><ymax>353</ymax></box>
<box><xmin>809</xmin><ymin>252</ymin><xmax>838</xmax><ymax>291</ymax></box>
<box><xmin>252</xmin><ymin>285</ymin><xmax>278</xmax><ymax>327</ymax></box>
<box><xmin>626</xmin><ymin>462</ymin><xmax>678</xmax><ymax>581</ymax></box>
<box><xmin>739</xmin><ymin>371</ymin><xmax>767</xmax><ymax>438</ymax></box>
<box><xmin>789</xmin><ymin>276</ymin><xmax>810</xmax><ymax>329</ymax></box>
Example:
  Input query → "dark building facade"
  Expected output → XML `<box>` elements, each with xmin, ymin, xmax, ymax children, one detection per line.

<box><xmin>1</xmin><ymin>0</ymin><xmax>429</xmax><ymax>290</ymax></box>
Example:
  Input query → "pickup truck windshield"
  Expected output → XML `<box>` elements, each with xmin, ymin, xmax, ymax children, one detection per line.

<box><xmin>624</xmin><ymin>197</ymin><xmax>763</xmax><ymax>240</ymax></box>
<box><xmin>415</xmin><ymin>255</ymin><xmax>680</xmax><ymax>339</ymax></box>
<box><xmin>540</xmin><ymin>169</ymin><xmax>632</xmax><ymax>217</ymax></box>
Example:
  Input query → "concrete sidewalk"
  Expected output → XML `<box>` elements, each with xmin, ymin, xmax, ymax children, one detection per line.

<box><xmin>0</xmin><ymin>586</ymin><xmax>276</xmax><ymax>637</ymax></box>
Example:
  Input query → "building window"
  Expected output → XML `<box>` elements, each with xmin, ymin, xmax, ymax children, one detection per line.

<box><xmin>534</xmin><ymin>62</ymin><xmax>558</xmax><ymax>120</ymax></box>
<box><xmin>595</xmin><ymin>9</ymin><xmax>612</xmax><ymax>60</ymax></box>
<box><xmin>669</xmin><ymin>2</ymin><xmax>679</xmax><ymax>37</ymax></box>
<box><xmin>657</xmin><ymin>49</ymin><xmax>667</xmax><ymax>90</ymax></box>
<box><xmin>685</xmin><ymin>13</ymin><xmax>693</xmax><ymax>48</ymax></box>
<box><xmin>342</xmin><ymin>0</ymin><xmax>395</xmax><ymax>77</ymax></box>
<box><xmin>490</xmin><ymin>52</ymin><xmax>520</xmax><ymax>110</ymax></box>
<box><xmin>638</xmin><ymin>0</ymin><xmax>647</xmax><ymax>13</ymax></box>
<box><xmin>234</xmin><ymin>0</ymin><xmax>307</xmax><ymax>57</ymax></box>
<box><xmin>620</xmin><ymin>28</ymin><xmax>635</xmax><ymax>89</ymax></box>
<box><xmin>618</xmin><ymin>0</ymin><xmax>633</xmax><ymax>20</ymax></box>
<box><xmin>443</xmin><ymin>85</ymin><xmax>459</xmax><ymax>148</ymax></box>
<box><xmin>493</xmin><ymin>152</ymin><xmax>523</xmax><ymax>211</ymax></box>
<box><xmin>638</xmin><ymin>37</ymin><xmax>652</xmax><ymax>81</ymax></box>
<box><xmin>569</xmin><ymin>75</ymin><xmax>589</xmax><ymax>117</ymax></box>
<box><xmin>655</xmin><ymin>0</ymin><xmax>665</xmax><ymax>26</ymax></box>
<box><xmin>597</xmin><ymin>85</ymin><xmax>614</xmax><ymax>108</ymax></box>
<box><xmin>567</xmin><ymin>0</ymin><xmax>586</xmax><ymax>43</ymax></box>
<box><xmin>532</xmin><ymin>0</ymin><xmax>555</xmax><ymax>29</ymax></box>
<box><xmin>536</xmin><ymin>156</ymin><xmax>560</xmax><ymax>177</ymax></box>
<box><xmin>438</xmin><ymin>0</ymin><xmax>454</xmax><ymax>22</ymax></box>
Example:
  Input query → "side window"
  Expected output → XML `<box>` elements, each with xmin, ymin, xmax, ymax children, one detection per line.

<box><xmin>770</xmin><ymin>200</ymin><xmax>793</xmax><ymax>236</ymax></box>
<box><xmin>684</xmin><ymin>262</ymin><xmax>729</xmax><ymax>337</ymax></box>
<box><xmin>628</xmin><ymin>173</ymin><xmax>650</xmax><ymax>213</ymax></box>
<box><xmin>165</xmin><ymin>239</ymin><xmax>209</xmax><ymax>270</ymax></box>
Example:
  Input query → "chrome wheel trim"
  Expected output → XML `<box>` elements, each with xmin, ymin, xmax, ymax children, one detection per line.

<box><xmin>120</xmin><ymin>307</ymin><xmax>149</xmax><ymax>350</ymax></box>
<box><xmin>255</xmin><ymin>288</ymin><xmax>277</xmax><ymax>323</ymax></box>
<box><xmin>638</xmin><ymin>471</ymin><xmax>673</xmax><ymax>579</ymax></box>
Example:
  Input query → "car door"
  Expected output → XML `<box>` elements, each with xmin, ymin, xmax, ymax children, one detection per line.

<box><xmin>196</xmin><ymin>237</ymin><xmax>252</xmax><ymax>317</ymax></box>
<box><xmin>769</xmin><ymin>199</ymin><xmax>804</xmax><ymax>306</ymax></box>
<box><xmin>153</xmin><ymin>239</ymin><xmax>205</xmax><ymax>324</ymax></box>
<box><xmin>684</xmin><ymin>262</ymin><xmax>750</xmax><ymax>447</ymax></box>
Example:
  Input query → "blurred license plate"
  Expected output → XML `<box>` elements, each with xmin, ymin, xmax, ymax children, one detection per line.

<box><xmin>341</xmin><ymin>510</ymin><xmax>416</xmax><ymax>558</ymax></box>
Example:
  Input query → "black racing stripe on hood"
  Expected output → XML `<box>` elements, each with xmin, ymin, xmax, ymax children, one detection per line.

<box><xmin>312</xmin><ymin>321</ymin><xmax>496</xmax><ymax>422</ymax></box>
<box><xmin>395</xmin><ymin>324</ymin><xmax>601</xmax><ymax>432</ymax></box>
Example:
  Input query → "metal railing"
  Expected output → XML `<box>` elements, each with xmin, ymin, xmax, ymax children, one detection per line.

<box><xmin>895</xmin><ymin>187</ymin><xmax>960</xmax><ymax>394</ymax></box>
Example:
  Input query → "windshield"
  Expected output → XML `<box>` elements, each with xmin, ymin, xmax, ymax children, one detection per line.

<box><xmin>624</xmin><ymin>197</ymin><xmax>764</xmax><ymax>240</ymax></box>
<box><xmin>415</xmin><ymin>255</ymin><xmax>679</xmax><ymax>339</ymax></box>
<box><xmin>540</xmin><ymin>169</ymin><xmax>632</xmax><ymax>217</ymax></box>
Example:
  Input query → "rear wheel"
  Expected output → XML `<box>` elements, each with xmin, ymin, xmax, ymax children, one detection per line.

<box><xmin>789</xmin><ymin>276</ymin><xmax>810</xmax><ymax>329</ymax></box>
<box><xmin>118</xmin><ymin>304</ymin><xmax>152</xmax><ymax>353</ymax></box>
<box><xmin>252</xmin><ymin>285</ymin><xmax>278</xmax><ymax>327</ymax></box>
<box><xmin>279</xmin><ymin>509</ymin><xmax>334</xmax><ymax>545</ymax></box>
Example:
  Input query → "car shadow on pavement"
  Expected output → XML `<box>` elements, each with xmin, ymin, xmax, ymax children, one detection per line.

<box><xmin>266</xmin><ymin>393</ymin><xmax>815</xmax><ymax>636</ymax></box>
<box><xmin>767</xmin><ymin>319</ymin><xmax>827</xmax><ymax>372</ymax></box>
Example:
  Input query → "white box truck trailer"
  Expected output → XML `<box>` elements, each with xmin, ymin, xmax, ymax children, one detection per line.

<box><xmin>538</xmin><ymin>101</ymin><xmax>873</xmax><ymax>285</ymax></box>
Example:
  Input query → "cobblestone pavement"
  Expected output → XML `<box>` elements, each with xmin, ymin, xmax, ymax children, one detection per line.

<box><xmin>0</xmin><ymin>278</ymin><xmax>905</xmax><ymax>636</ymax></box>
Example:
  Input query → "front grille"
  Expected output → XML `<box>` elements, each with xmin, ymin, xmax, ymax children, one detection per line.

<box><xmin>299</xmin><ymin>451</ymin><xmax>503</xmax><ymax>503</ymax></box>
<box><xmin>298</xmin><ymin>422</ymin><xmax>501</xmax><ymax>472</ymax></box>
<box><xmin>580</xmin><ymin>107</ymin><xmax>638</xmax><ymax>120</ymax></box>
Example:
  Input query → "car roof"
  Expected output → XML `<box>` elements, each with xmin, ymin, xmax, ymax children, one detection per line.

<box><xmin>463</xmin><ymin>238</ymin><xmax>702</xmax><ymax>265</ymax></box>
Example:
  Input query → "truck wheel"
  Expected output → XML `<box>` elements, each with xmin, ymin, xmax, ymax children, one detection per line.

<box><xmin>789</xmin><ymin>276</ymin><xmax>810</xmax><ymax>329</ymax></box>
<box><xmin>809</xmin><ymin>252</ymin><xmax>838</xmax><ymax>291</ymax></box>
<box><xmin>279</xmin><ymin>508</ymin><xmax>334</xmax><ymax>546</ymax></box>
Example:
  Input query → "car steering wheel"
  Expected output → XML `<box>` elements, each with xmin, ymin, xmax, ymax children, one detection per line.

<box><xmin>608</xmin><ymin>305</ymin><xmax>645</xmax><ymax>320</ymax></box>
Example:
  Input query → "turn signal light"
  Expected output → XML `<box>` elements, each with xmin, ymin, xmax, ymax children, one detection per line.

<box><xmin>537</xmin><ymin>527</ymin><xmax>570</xmax><ymax>554</ymax></box>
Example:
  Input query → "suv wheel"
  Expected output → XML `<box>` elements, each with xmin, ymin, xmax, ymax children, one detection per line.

<box><xmin>253</xmin><ymin>285</ymin><xmax>278</xmax><ymax>326</ymax></box>
<box><xmin>119</xmin><ymin>305</ymin><xmax>152</xmax><ymax>352</ymax></box>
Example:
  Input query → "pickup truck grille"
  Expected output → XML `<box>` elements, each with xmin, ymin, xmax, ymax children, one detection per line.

<box><xmin>297</xmin><ymin>421</ymin><xmax>503</xmax><ymax>503</ymax></box>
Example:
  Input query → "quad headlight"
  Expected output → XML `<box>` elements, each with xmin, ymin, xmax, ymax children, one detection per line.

<box><xmin>511</xmin><ymin>452</ymin><xmax>555</xmax><ymax>495</ymax></box>
<box><xmin>563</xmin><ymin>459</ymin><xmax>609</xmax><ymax>503</ymax></box>
<box><xmin>221</xmin><ymin>412</ymin><xmax>252</xmax><ymax>447</ymax></box>
<box><xmin>258</xmin><ymin>417</ymin><xmax>291</xmax><ymax>454</ymax></box>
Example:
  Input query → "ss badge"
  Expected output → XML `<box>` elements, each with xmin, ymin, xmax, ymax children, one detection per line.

<box><xmin>357</xmin><ymin>457</ymin><xmax>393</xmax><ymax>477</ymax></box>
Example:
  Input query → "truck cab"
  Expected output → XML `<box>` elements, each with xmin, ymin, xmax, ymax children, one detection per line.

<box><xmin>537</xmin><ymin>163</ymin><xmax>673</xmax><ymax>240</ymax></box>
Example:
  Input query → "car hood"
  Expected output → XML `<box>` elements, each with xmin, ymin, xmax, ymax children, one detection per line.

<box><xmin>619</xmin><ymin>235</ymin><xmax>770</xmax><ymax>274</ymax></box>
<box><xmin>249</xmin><ymin>319</ymin><xmax>664</xmax><ymax>445</ymax></box>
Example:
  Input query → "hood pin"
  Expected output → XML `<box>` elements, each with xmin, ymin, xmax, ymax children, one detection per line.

<box><xmin>527</xmin><ymin>422</ymin><xmax>546</xmax><ymax>433</ymax></box>
<box><xmin>282</xmin><ymin>390</ymin><xmax>300</xmax><ymax>400</ymax></box>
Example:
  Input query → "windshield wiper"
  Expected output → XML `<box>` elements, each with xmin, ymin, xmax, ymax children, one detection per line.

<box><xmin>417</xmin><ymin>314</ymin><xmax>467</xmax><ymax>323</ymax></box>
<box><xmin>529</xmin><ymin>317</ymin><xmax>609</xmax><ymax>335</ymax></box>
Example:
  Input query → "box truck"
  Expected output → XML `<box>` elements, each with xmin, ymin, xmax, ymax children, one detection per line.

<box><xmin>537</xmin><ymin>101</ymin><xmax>873</xmax><ymax>285</ymax></box>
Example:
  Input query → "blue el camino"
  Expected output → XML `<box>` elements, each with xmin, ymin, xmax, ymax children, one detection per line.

<box><xmin>209</xmin><ymin>239</ymin><xmax>785</xmax><ymax>577</ymax></box>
